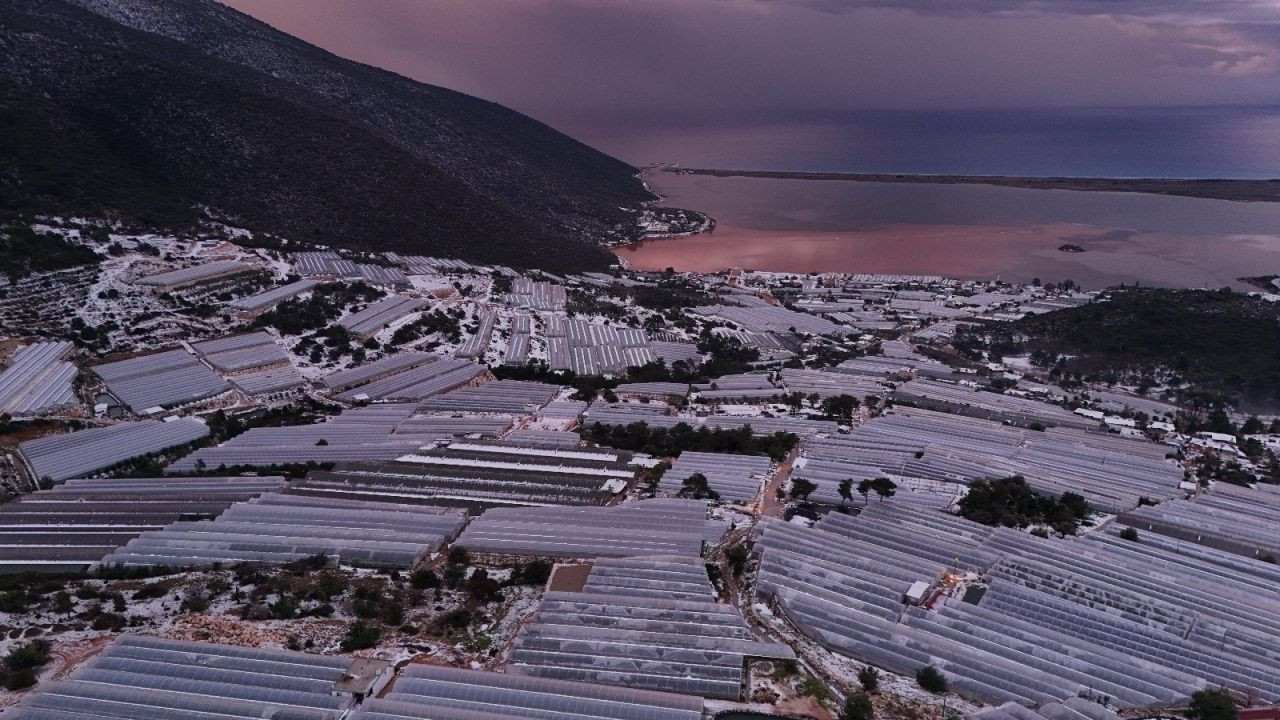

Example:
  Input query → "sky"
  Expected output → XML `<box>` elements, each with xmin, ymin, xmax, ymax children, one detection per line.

<box><xmin>219</xmin><ymin>0</ymin><xmax>1280</xmax><ymax>172</ymax></box>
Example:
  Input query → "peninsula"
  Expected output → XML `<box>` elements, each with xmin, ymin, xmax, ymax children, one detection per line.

<box><xmin>666</xmin><ymin>167</ymin><xmax>1280</xmax><ymax>203</ymax></box>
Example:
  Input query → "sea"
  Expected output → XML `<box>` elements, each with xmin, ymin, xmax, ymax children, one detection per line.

<box><xmin>600</xmin><ymin>107</ymin><xmax>1280</xmax><ymax>289</ymax></box>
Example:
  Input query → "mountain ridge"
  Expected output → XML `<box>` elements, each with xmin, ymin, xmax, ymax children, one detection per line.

<box><xmin>0</xmin><ymin>0</ymin><xmax>655</xmax><ymax>271</ymax></box>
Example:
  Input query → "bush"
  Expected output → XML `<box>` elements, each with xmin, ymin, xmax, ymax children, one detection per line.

<box><xmin>0</xmin><ymin>589</ymin><xmax>29</xmax><ymax>613</ymax></box>
<box><xmin>409</xmin><ymin>569</ymin><xmax>440</xmax><ymax>590</ymax></box>
<box><xmin>857</xmin><ymin>665</ymin><xmax>880</xmax><ymax>692</ymax></box>
<box><xmin>132</xmin><ymin>583</ymin><xmax>170</xmax><ymax>601</ymax></box>
<box><xmin>796</xmin><ymin>674</ymin><xmax>829</xmax><ymax>702</ymax></box>
<box><xmin>916</xmin><ymin>665</ymin><xmax>948</xmax><ymax>693</ymax></box>
<box><xmin>840</xmin><ymin>691</ymin><xmax>875</xmax><ymax>720</ymax></box>
<box><xmin>511</xmin><ymin>559</ymin><xmax>553</xmax><ymax>586</ymax></box>
<box><xmin>1186</xmin><ymin>689</ymin><xmax>1237</xmax><ymax>720</ymax></box>
<box><xmin>1119</xmin><ymin>527</ymin><xmax>1140</xmax><ymax>541</ymax></box>
<box><xmin>447</xmin><ymin>547</ymin><xmax>471</xmax><ymax>566</ymax></box>
<box><xmin>341</xmin><ymin>621</ymin><xmax>382</xmax><ymax>651</ymax></box>
<box><xmin>725</xmin><ymin>543</ymin><xmax>750</xmax><ymax>577</ymax></box>
<box><xmin>91</xmin><ymin>613</ymin><xmax>125</xmax><ymax>631</ymax></box>
<box><xmin>464</xmin><ymin>569</ymin><xmax>502</xmax><ymax>603</ymax></box>
<box><xmin>3</xmin><ymin>667</ymin><xmax>37</xmax><ymax>691</ymax></box>
<box><xmin>5</xmin><ymin>641</ymin><xmax>51</xmax><ymax>671</ymax></box>
<box><xmin>437</xmin><ymin>608</ymin><xmax>474</xmax><ymax>631</ymax></box>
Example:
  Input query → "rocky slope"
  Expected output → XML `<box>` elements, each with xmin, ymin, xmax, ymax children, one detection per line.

<box><xmin>0</xmin><ymin>0</ymin><xmax>655</xmax><ymax>271</ymax></box>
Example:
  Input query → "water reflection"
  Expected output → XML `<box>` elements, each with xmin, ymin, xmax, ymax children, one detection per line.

<box><xmin>617</xmin><ymin>174</ymin><xmax>1280</xmax><ymax>289</ymax></box>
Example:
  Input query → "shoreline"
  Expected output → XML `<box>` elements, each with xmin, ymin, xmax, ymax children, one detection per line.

<box><xmin>661</xmin><ymin>167</ymin><xmax>1280</xmax><ymax>203</ymax></box>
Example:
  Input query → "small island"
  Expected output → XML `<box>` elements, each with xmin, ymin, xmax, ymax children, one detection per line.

<box><xmin>1058</xmin><ymin>243</ymin><xmax>1086</xmax><ymax>253</ymax></box>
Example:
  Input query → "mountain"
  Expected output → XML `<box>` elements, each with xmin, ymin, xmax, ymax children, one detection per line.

<box><xmin>0</xmin><ymin>0</ymin><xmax>656</xmax><ymax>271</ymax></box>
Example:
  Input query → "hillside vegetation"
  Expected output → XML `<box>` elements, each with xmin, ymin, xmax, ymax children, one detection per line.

<box><xmin>0</xmin><ymin>225</ymin><xmax>100</xmax><ymax>280</ymax></box>
<box><xmin>959</xmin><ymin>287</ymin><xmax>1280</xmax><ymax>408</ymax></box>
<box><xmin>0</xmin><ymin>0</ymin><xmax>656</xmax><ymax>272</ymax></box>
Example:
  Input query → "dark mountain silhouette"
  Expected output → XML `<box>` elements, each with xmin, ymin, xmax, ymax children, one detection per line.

<box><xmin>0</xmin><ymin>0</ymin><xmax>656</xmax><ymax>271</ymax></box>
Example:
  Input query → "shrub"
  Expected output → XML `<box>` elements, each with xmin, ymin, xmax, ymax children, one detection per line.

<box><xmin>409</xmin><ymin>569</ymin><xmax>440</xmax><ymax>589</ymax></box>
<box><xmin>132</xmin><ymin>583</ymin><xmax>169</xmax><ymax>601</ymax></box>
<box><xmin>0</xmin><ymin>590</ymin><xmax>29</xmax><ymax>613</ymax></box>
<box><xmin>180</xmin><ymin>594</ymin><xmax>210</xmax><ymax>613</ymax></box>
<box><xmin>916</xmin><ymin>666</ymin><xmax>948</xmax><ymax>693</ymax></box>
<box><xmin>840</xmin><ymin>691</ymin><xmax>875</xmax><ymax>720</ymax></box>
<box><xmin>511</xmin><ymin>559</ymin><xmax>553</xmax><ymax>586</ymax></box>
<box><xmin>91</xmin><ymin>613</ymin><xmax>125</xmax><ymax>631</ymax></box>
<box><xmin>857</xmin><ymin>665</ymin><xmax>880</xmax><ymax>692</ymax></box>
<box><xmin>3</xmin><ymin>667</ymin><xmax>37</xmax><ymax>691</ymax></box>
<box><xmin>725</xmin><ymin>543</ymin><xmax>750</xmax><ymax>577</ymax></box>
<box><xmin>5</xmin><ymin>641</ymin><xmax>51</xmax><ymax>671</ymax></box>
<box><xmin>464</xmin><ymin>569</ymin><xmax>502</xmax><ymax>603</ymax></box>
<box><xmin>796</xmin><ymin>674</ymin><xmax>829</xmax><ymax>702</ymax></box>
<box><xmin>341</xmin><ymin>621</ymin><xmax>382</xmax><ymax>651</ymax></box>
<box><xmin>1186</xmin><ymin>689</ymin><xmax>1237</xmax><ymax>720</ymax></box>
<box><xmin>437</xmin><ymin>608</ymin><xmax>473</xmax><ymax>630</ymax></box>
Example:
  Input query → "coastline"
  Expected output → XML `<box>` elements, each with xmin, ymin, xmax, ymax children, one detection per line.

<box><xmin>663</xmin><ymin>167</ymin><xmax>1280</xmax><ymax>203</ymax></box>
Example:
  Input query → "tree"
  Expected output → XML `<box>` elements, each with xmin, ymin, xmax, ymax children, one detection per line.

<box><xmin>838</xmin><ymin>478</ymin><xmax>853</xmax><ymax>509</ymax></box>
<box><xmin>1186</xmin><ymin>689</ymin><xmax>1237</xmax><ymax>720</ymax></box>
<box><xmin>511</xmin><ymin>559</ymin><xmax>553</xmax><ymax>586</ymax></box>
<box><xmin>871</xmin><ymin>477</ymin><xmax>897</xmax><ymax>502</ymax></box>
<box><xmin>840</xmin><ymin>692</ymin><xmax>875</xmax><ymax>720</ymax></box>
<box><xmin>857</xmin><ymin>666</ymin><xmax>880</xmax><ymax>692</ymax></box>
<box><xmin>821</xmin><ymin>394</ymin><xmax>860</xmax><ymax>423</ymax></box>
<box><xmin>789</xmin><ymin>477</ymin><xmax>817</xmax><ymax>501</ymax></box>
<box><xmin>678</xmin><ymin>473</ymin><xmax>720</xmax><ymax>501</ymax></box>
<box><xmin>957</xmin><ymin>475</ymin><xmax>1090</xmax><ymax>533</ymax></box>
<box><xmin>857</xmin><ymin>479</ymin><xmax>873</xmax><ymax>506</ymax></box>
<box><xmin>916</xmin><ymin>666</ymin><xmax>948</xmax><ymax>693</ymax></box>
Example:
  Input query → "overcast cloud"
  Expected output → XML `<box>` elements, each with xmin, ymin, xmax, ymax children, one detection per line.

<box><xmin>218</xmin><ymin>0</ymin><xmax>1280</xmax><ymax>165</ymax></box>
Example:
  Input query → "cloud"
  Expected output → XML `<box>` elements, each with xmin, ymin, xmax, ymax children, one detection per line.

<box><xmin>768</xmin><ymin>0</ymin><xmax>1280</xmax><ymax>24</ymax></box>
<box><xmin>218</xmin><ymin>0</ymin><xmax>1280</xmax><ymax>157</ymax></box>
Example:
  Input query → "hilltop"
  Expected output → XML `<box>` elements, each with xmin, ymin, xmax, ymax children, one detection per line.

<box><xmin>0</xmin><ymin>0</ymin><xmax>657</xmax><ymax>272</ymax></box>
<box><xmin>958</xmin><ymin>287</ymin><xmax>1280</xmax><ymax>409</ymax></box>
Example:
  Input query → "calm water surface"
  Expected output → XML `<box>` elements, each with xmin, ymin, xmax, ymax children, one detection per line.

<box><xmin>616</xmin><ymin>173</ymin><xmax>1280</xmax><ymax>289</ymax></box>
<box><xmin>594</xmin><ymin>107</ymin><xmax>1280</xmax><ymax>179</ymax></box>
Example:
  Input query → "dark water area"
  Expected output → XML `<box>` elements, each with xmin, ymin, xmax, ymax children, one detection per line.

<box><xmin>595</xmin><ymin>107</ymin><xmax>1280</xmax><ymax>180</ymax></box>
<box><xmin>616</xmin><ymin>172</ymin><xmax>1280</xmax><ymax>289</ymax></box>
